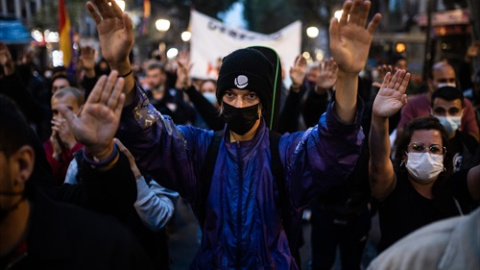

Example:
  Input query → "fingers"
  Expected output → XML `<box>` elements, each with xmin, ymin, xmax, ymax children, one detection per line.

<box><xmin>86</xmin><ymin>2</ymin><xmax>101</xmax><ymax>24</ymax></box>
<box><xmin>57</xmin><ymin>105</ymin><xmax>77</xmax><ymax>125</ymax></box>
<box><xmin>383</xmin><ymin>72</ymin><xmax>392</xmax><ymax>89</ymax></box>
<box><xmin>114</xmin><ymin>137</ymin><xmax>140</xmax><ymax>178</ymax></box>
<box><xmin>111</xmin><ymin>0</ymin><xmax>124</xmax><ymax>19</ymax></box>
<box><xmin>348</xmin><ymin>0</ymin><xmax>362</xmax><ymax>25</ymax></box>
<box><xmin>100</xmin><ymin>70</ymin><xmax>120</xmax><ymax>105</ymax></box>
<box><xmin>88</xmin><ymin>75</ymin><xmax>107</xmax><ymax>104</ymax></box>
<box><xmin>114</xmin><ymin>138</ymin><xmax>134</xmax><ymax>160</ymax></box>
<box><xmin>107</xmin><ymin>76</ymin><xmax>125</xmax><ymax>109</ymax></box>
<box><xmin>329</xmin><ymin>17</ymin><xmax>340</xmax><ymax>47</ymax></box>
<box><xmin>399</xmin><ymin>72</ymin><xmax>411</xmax><ymax>95</ymax></box>
<box><xmin>367</xmin><ymin>13</ymin><xmax>382</xmax><ymax>35</ymax></box>
<box><xmin>358</xmin><ymin>1</ymin><xmax>371</xmax><ymax>27</ymax></box>
<box><xmin>339</xmin><ymin>1</ymin><xmax>352</xmax><ymax>26</ymax></box>
<box><xmin>92</xmin><ymin>0</ymin><xmax>114</xmax><ymax>19</ymax></box>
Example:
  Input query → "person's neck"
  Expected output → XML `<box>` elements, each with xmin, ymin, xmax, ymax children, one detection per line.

<box><xmin>408</xmin><ymin>177</ymin><xmax>435</xmax><ymax>199</ymax></box>
<box><xmin>229</xmin><ymin>120</ymin><xmax>261</xmax><ymax>143</ymax></box>
<box><xmin>0</xmin><ymin>200</ymin><xmax>30</xmax><ymax>257</ymax></box>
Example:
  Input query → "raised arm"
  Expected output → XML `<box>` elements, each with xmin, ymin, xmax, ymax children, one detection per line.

<box><xmin>329</xmin><ymin>0</ymin><xmax>381</xmax><ymax>123</ymax></box>
<box><xmin>369</xmin><ymin>69</ymin><xmax>410</xmax><ymax>200</ymax></box>
<box><xmin>87</xmin><ymin>0</ymin><xmax>135</xmax><ymax>105</ymax></box>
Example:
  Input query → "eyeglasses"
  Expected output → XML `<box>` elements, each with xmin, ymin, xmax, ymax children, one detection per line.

<box><xmin>407</xmin><ymin>142</ymin><xmax>446</xmax><ymax>155</ymax></box>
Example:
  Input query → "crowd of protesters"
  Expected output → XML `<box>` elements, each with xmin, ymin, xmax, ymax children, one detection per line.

<box><xmin>1</xmin><ymin>0</ymin><xmax>479</xmax><ymax>269</ymax></box>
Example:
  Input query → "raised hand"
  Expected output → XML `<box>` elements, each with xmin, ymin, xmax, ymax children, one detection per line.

<box><xmin>114</xmin><ymin>138</ymin><xmax>141</xmax><ymax>179</ymax></box>
<box><xmin>51</xmin><ymin>116</ymin><xmax>77</xmax><ymax>149</ymax></box>
<box><xmin>79</xmin><ymin>45</ymin><xmax>96</xmax><ymax>77</ymax></box>
<box><xmin>316</xmin><ymin>57</ymin><xmax>338</xmax><ymax>91</ymax></box>
<box><xmin>175</xmin><ymin>50</ymin><xmax>193</xmax><ymax>90</ymax></box>
<box><xmin>289</xmin><ymin>55</ymin><xmax>307</xmax><ymax>87</ymax></box>
<box><xmin>372</xmin><ymin>65</ymin><xmax>393</xmax><ymax>88</ymax></box>
<box><xmin>330</xmin><ymin>0</ymin><xmax>381</xmax><ymax>74</ymax></box>
<box><xmin>372</xmin><ymin>69</ymin><xmax>410</xmax><ymax>118</ymax></box>
<box><xmin>59</xmin><ymin>71</ymin><xmax>125</xmax><ymax>160</ymax></box>
<box><xmin>86</xmin><ymin>0</ymin><xmax>133</xmax><ymax>72</ymax></box>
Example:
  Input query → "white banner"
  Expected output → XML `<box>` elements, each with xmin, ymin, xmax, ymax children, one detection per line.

<box><xmin>190</xmin><ymin>10</ymin><xmax>302</xmax><ymax>80</ymax></box>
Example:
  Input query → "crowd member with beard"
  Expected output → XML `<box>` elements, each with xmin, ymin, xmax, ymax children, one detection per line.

<box><xmin>144</xmin><ymin>61</ymin><xmax>196</xmax><ymax>125</ymax></box>
<box><xmin>369</xmin><ymin>69</ymin><xmax>480</xmax><ymax>252</ymax></box>
<box><xmin>86</xmin><ymin>0</ymin><xmax>380</xmax><ymax>268</ymax></box>
<box><xmin>0</xmin><ymin>71</ymin><xmax>152</xmax><ymax>269</ymax></box>
<box><xmin>396</xmin><ymin>61</ymin><xmax>479</xmax><ymax>141</ymax></box>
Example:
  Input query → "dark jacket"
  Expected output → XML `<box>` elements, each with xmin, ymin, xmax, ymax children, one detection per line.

<box><xmin>117</xmin><ymin>86</ymin><xmax>365</xmax><ymax>269</ymax></box>
<box><xmin>0</xmin><ymin>185</ymin><xmax>152</xmax><ymax>270</ymax></box>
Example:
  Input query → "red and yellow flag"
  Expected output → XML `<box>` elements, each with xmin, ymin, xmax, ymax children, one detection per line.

<box><xmin>58</xmin><ymin>0</ymin><xmax>73</xmax><ymax>68</ymax></box>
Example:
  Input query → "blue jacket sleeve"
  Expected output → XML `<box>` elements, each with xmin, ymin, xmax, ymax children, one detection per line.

<box><xmin>281</xmin><ymin>92</ymin><xmax>365</xmax><ymax>209</ymax></box>
<box><xmin>116</xmin><ymin>85</ymin><xmax>214</xmax><ymax>204</ymax></box>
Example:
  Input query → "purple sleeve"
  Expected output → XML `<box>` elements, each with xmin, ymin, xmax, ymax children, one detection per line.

<box><xmin>116</xmin><ymin>85</ymin><xmax>213</xmax><ymax>202</ymax></box>
<box><xmin>281</xmin><ymin>93</ymin><xmax>365</xmax><ymax>209</ymax></box>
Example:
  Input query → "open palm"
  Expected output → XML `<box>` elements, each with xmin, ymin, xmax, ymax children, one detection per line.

<box><xmin>316</xmin><ymin>58</ymin><xmax>338</xmax><ymax>89</ymax></box>
<box><xmin>330</xmin><ymin>0</ymin><xmax>381</xmax><ymax>74</ymax></box>
<box><xmin>372</xmin><ymin>69</ymin><xmax>410</xmax><ymax>118</ymax></box>
<box><xmin>87</xmin><ymin>0</ymin><xmax>133</xmax><ymax>65</ymax></box>
<box><xmin>60</xmin><ymin>71</ymin><xmax>125</xmax><ymax>154</ymax></box>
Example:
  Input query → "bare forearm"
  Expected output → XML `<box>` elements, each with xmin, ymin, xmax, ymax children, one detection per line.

<box><xmin>109</xmin><ymin>60</ymin><xmax>135</xmax><ymax>106</ymax></box>
<box><xmin>334</xmin><ymin>71</ymin><xmax>357</xmax><ymax>123</ymax></box>
<box><xmin>369</xmin><ymin>114</ymin><xmax>396</xmax><ymax>198</ymax></box>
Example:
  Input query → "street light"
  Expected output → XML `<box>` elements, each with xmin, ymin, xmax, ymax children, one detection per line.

<box><xmin>306</xmin><ymin>26</ymin><xmax>319</xmax><ymax>39</ymax></box>
<box><xmin>181</xmin><ymin>31</ymin><xmax>191</xmax><ymax>42</ymax></box>
<box><xmin>167</xmin><ymin>48</ymin><xmax>178</xmax><ymax>59</ymax></box>
<box><xmin>156</xmin><ymin>19</ymin><xmax>171</xmax><ymax>32</ymax></box>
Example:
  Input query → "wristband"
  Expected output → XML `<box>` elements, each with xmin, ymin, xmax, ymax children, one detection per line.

<box><xmin>83</xmin><ymin>144</ymin><xmax>119</xmax><ymax>168</ymax></box>
<box><xmin>119</xmin><ymin>69</ymin><xmax>133</xmax><ymax>78</ymax></box>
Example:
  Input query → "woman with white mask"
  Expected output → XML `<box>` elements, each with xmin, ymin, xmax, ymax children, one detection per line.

<box><xmin>369</xmin><ymin>69</ymin><xmax>480</xmax><ymax>252</ymax></box>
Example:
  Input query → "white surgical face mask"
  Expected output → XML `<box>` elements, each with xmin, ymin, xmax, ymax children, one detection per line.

<box><xmin>435</xmin><ymin>115</ymin><xmax>462</xmax><ymax>136</ymax></box>
<box><xmin>437</xmin><ymin>82</ymin><xmax>456</xmax><ymax>88</ymax></box>
<box><xmin>202</xmin><ymin>92</ymin><xmax>217</xmax><ymax>105</ymax></box>
<box><xmin>406</xmin><ymin>152</ymin><xmax>444</xmax><ymax>184</ymax></box>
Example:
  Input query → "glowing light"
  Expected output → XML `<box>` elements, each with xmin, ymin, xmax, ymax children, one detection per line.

<box><xmin>156</xmin><ymin>19</ymin><xmax>171</xmax><ymax>32</ymax></box>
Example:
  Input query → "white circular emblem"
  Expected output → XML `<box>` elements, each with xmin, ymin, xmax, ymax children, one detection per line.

<box><xmin>234</xmin><ymin>75</ymin><xmax>248</xmax><ymax>89</ymax></box>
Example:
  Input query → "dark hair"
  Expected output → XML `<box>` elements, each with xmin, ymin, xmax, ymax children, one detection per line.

<box><xmin>51</xmin><ymin>74</ymin><xmax>77</xmax><ymax>88</ymax></box>
<box><xmin>430</xmin><ymin>86</ymin><xmax>464</xmax><ymax>107</ymax></box>
<box><xmin>0</xmin><ymin>95</ymin><xmax>31</xmax><ymax>157</ymax></box>
<box><xmin>146</xmin><ymin>61</ymin><xmax>166</xmax><ymax>73</ymax></box>
<box><xmin>395</xmin><ymin>117</ymin><xmax>453</xmax><ymax>178</ymax></box>
<box><xmin>390</xmin><ymin>54</ymin><xmax>406</xmax><ymax>66</ymax></box>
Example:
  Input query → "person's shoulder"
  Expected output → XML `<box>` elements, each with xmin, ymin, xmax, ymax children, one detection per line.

<box><xmin>367</xmin><ymin>215</ymin><xmax>461</xmax><ymax>270</ymax></box>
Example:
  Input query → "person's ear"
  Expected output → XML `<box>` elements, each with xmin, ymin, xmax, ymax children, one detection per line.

<box><xmin>12</xmin><ymin>145</ymin><xmax>35</xmax><ymax>185</ymax></box>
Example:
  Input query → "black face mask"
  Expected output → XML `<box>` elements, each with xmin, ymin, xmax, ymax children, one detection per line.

<box><xmin>222</xmin><ymin>102</ymin><xmax>260</xmax><ymax>135</ymax></box>
<box><xmin>0</xmin><ymin>191</ymin><xmax>24</xmax><ymax>223</ymax></box>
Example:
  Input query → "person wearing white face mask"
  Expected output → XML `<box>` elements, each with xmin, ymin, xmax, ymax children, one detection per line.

<box><xmin>396</xmin><ymin>61</ymin><xmax>479</xmax><ymax>141</ymax></box>
<box><xmin>431</xmin><ymin>86</ymin><xmax>479</xmax><ymax>172</ymax></box>
<box><xmin>369</xmin><ymin>69</ymin><xmax>480</xmax><ymax>252</ymax></box>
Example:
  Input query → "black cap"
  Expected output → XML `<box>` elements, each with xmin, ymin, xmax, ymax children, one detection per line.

<box><xmin>217</xmin><ymin>47</ymin><xmax>282</xmax><ymax>130</ymax></box>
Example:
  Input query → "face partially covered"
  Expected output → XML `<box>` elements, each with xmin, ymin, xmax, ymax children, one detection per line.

<box><xmin>431</xmin><ymin>97</ymin><xmax>463</xmax><ymax>138</ymax></box>
<box><xmin>404</xmin><ymin>129</ymin><xmax>445</xmax><ymax>184</ymax></box>
<box><xmin>221</xmin><ymin>88</ymin><xmax>262</xmax><ymax>136</ymax></box>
